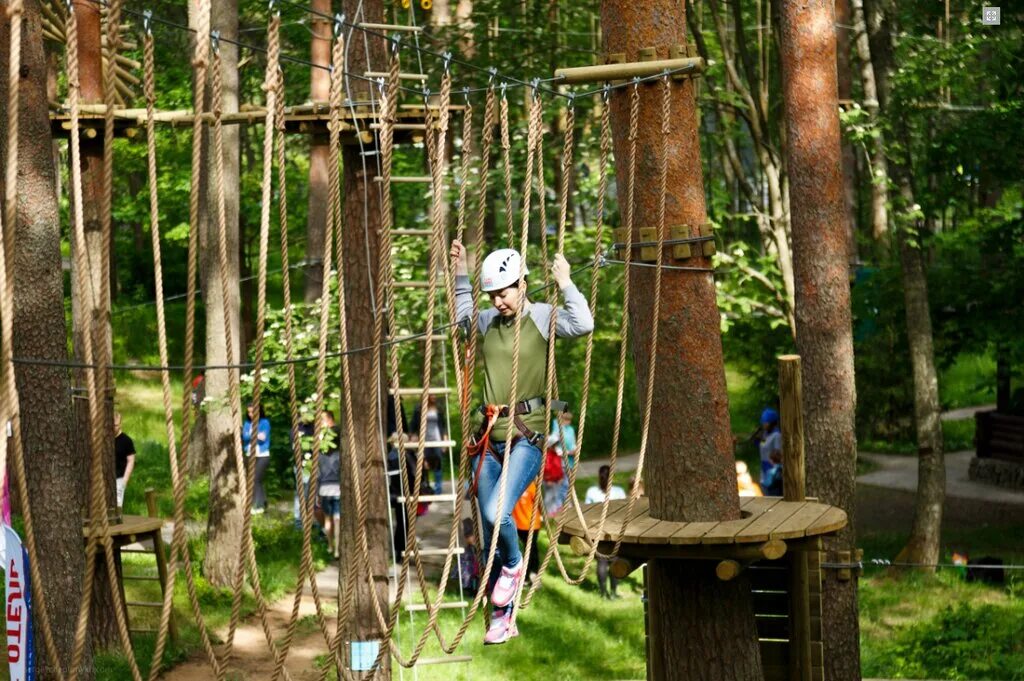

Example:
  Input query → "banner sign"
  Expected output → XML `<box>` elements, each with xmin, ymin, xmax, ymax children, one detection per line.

<box><xmin>3</xmin><ymin>525</ymin><xmax>33</xmax><ymax>681</ymax></box>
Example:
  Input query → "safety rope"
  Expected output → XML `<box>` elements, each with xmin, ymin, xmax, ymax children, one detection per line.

<box><xmin>0</xmin><ymin>1</ymin><xmax>69</xmax><ymax>677</ymax></box>
<box><xmin>62</xmin><ymin>0</ymin><xmax>142</xmax><ymax>676</ymax></box>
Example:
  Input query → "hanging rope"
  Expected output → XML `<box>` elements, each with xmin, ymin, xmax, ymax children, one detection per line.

<box><xmin>268</xmin><ymin>11</ymin><xmax>343</xmax><ymax>677</ymax></box>
<box><xmin>499</xmin><ymin>86</ymin><xmax>515</xmax><ymax>246</ymax></box>
<box><xmin>172</xmin><ymin>0</ymin><xmax>228</xmax><ymax>674</ymax></box>
<box><xmin>0</xmin><ymin>1</ymin><xmax>69</xmax><ymax>678</ymax></box>
<box><xmin>62</xmin><ymin>0</ymin><xmax>142</xmax><ymax>677</ymax></box>
<box><xmin>140</xmin><ymin>23</ymin><xmax>221</xmax><ymax>681</ymax></box>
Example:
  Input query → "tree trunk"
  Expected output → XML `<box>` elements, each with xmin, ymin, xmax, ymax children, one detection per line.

<box><xmin>601</xmin><ymin>3</ymin><xmax>764</xmax><ymax>679</ymax></box>
<box><xmin>835</xmin><ymin>0</ymin><xmax>860</xmax><ymax>264</ymax></box>
<box><xmin>778</xmin><ymin>3</ymin><xmax>862</xmax><ymax>680</ymax></box>
<box><xmin>202</xmin><ymin>0</ymin><xmax>244</xmax><ymax>588</ymax></box>
<box><xmin>66</xmin><ymin>0</ymin><xmax>119</xmax><ymax>649</ymax></box>
<box><xmin>850</xmin><ymin>0</ymin><xmax>889</xmax><ymax>245</ymax></box>
<box><xmin>304</xmin><ymin>0</ymin><xmax>331</xmax><ymax>303</ymax></box>
<box><xmin>867</xmin><ymin>0</ymin><xmax>946</xmax><ymax>572</ymax></box>
<box><xmin>337</xmin><ymin>1</ymin><xmax>391</xmax><ymax>677</ymax></box>
<box><xmin>894</xmin><ymin>195</ymin><xmax>945</xmax><ymax>568</ymax></box>
<box><xmin>1</xmin><ymin>0</ymin><xmax>93</xmax><ymax>676</ymax></box>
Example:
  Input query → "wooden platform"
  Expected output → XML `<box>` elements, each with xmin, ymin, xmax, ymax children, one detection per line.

<box><xmin>50</xmin><ymin>102</ymin><xmax>467</xmax><ymax>141</ymax></box>
<box><xmin>560</xmin><ymin>496</ymin><xmax>846</xmax><ymax>558</ymax></box>
<box><xmin>82</xmin><ymin>514</ymin><xmax>164</xmax><ymax>542</ymax></box>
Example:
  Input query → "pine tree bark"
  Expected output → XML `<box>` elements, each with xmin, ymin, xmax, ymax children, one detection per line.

<box><xmin>337</xmin><ymin>0</ymin><xmax>391</xmax><ymax>676</ymax></box>
<box><xmin>601</xmin><ymin>2</ymin><xmax>764</xmax><ymax>679</ymax></box>
<box><xmin>1</xmin><ymin>0</ymin><xmax>93</xmax><ymax>676</ymax></box>
<box><xmin>778</xmin><ymin>2</ymin><xmax>862</xmax><ymax>680</ymax></box>
<box><xmin>202</xmin><ymin>0</ymin><xmax>244</xmax><ymax>588</ymax></box>
<box><xmin>303</xmin><ymin>0</ymin><xmax>331</xmax><ymax>303</ymax></box>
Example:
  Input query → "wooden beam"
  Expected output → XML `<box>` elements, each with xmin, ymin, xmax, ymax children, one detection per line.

<box><xmin>553</xmin><ymin>56</ymin><xmax>703</xmax><ymax>84</ymax></box>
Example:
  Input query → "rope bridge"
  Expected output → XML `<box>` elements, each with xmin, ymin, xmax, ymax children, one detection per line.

<box><xmin>1</xmin><ymin>0</ymin><xmax>712</xmax><ymax>678</ymax></box>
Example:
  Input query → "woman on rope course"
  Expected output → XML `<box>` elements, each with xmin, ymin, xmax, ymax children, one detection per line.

<box><xmin>451</xmin><ymin>239</ymin><xmax>594</xmax><ymax>645</ymax></box>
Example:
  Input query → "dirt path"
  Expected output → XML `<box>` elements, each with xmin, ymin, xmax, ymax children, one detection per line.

<box><xmin>161</xmin><ymin>565</ymin><xmax>340</xmax><ymax>681</ymax></box>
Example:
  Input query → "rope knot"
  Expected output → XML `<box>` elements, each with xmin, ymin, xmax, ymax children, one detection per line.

<box><xmin>7</xmin><ymin>0</ymin><xmax>24</xmax><ymax>16</ymax></box>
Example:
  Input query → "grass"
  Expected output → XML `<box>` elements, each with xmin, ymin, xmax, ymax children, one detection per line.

<box><xmin>48</xmin><ymin>353</ymin><xmax>1023</xmax><ymax>680</ymax></box>
<box><xmin>939</xmin><ymin>352</ymin><xmax>998</xmax><ymax>411</ymax></box>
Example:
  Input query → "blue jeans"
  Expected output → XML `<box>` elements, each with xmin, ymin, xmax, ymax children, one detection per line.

<box><xmin>471</xmin><ymin>438</ymin><xmax>542</xmax><ymax>574</ymax></box>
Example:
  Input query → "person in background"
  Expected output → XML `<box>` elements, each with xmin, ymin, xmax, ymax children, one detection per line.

<box><xmin>113</xmin><ymin>412</ymin><xmax>136</xmax><ymax>511</ymax></box>
<box><xmin>242</xmin><ymin>403</ymin><xmax>272</xmax><ymax>514</ymax></box>
<box><xmin>736</xmin><ymin>461</ymin><xmax>763</xmax><ymax>497</ymax></box>
<box><xmin>762</xmin><ymin>450</ymin><xmax>784</xmax><ymax>496</ymax></box>
<box><xmin>545</xmin><ymin>410</ymin><xmax>578</xmax><ymax>516</ymax></box>
<box><xmin>317</xmin><ymin>411</ymin><xmax>342</xmax><ymax>558</ymax></box>
<box><xmin>585</xmin><ymin>465</ymin><xmax>626</xmax><ymax>599</ymax></box>
<box><xmin>411</xmin><ymin>395</ymin><xmax>448</xmax><ymax>495</ymax></box>
<box><xmin>756</xmin><ymin>408</ymin><xmax>783</xmax><ymax>491</ymax></box>
<box><xmin>294</xmin><ymin>414</ymin><xmax>315</xmax><ymax>530</ymax></box>
<box><xmin>460</xmin><ymin>518</ymin><xmax>481</xmax><ymax>594</ymax></box>
<box><xmin>511</xmin><ymin>482</ymin><xmax>543</xmax><ymax>584</ymax></box>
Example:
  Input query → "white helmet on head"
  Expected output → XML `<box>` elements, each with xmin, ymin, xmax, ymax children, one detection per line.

<box><xmin>480</xmin><ymin>248</ymin><xmax>529</xmax><ymax>292</ymax></box>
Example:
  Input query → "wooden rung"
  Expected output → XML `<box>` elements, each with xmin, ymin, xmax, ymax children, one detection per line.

<box><xmin>386</xmin><ymin>334</ymin><xmax>448</xmax><ymax>342</ymax></box>
<box><xmin>126</xmin><ymin>601</ymin><xmax>165</xmax><ymax>608</ymax></box>
<box><xmin>357</xmin><ymin>22</ymin><xmax>424</xmax><ymax>33</ymax></box>
<box><xmin>394</xmin><ymin>281</ymin><xmax>432</xmax><ymax>289</ymax></box>
<box><xmin>402</xmin><ymin>547</ymin><xmax>465</xmax><ymax>557</ymax></box>
<box><xmin>120</xmin><ymin>548</ymin><xmax>156</xmax><ymax>554</ymax></box>
<box><xmin>374</xmin><ymin>176</ymin><xmax>433</xmax><ymax>183</ymax></box>
<box><xmin>392</xmin><ymin>387</ymin><xmax>452</xmax><ymax>396</ymax></box>
<box><xmin>405</xmin><ymin>600</ymin><xmax>468</xmax><ymax>612</ymax></box>
<box><xmin>122</xmin><ymin>575</ymin><xmax>161</xmax><ymax>582</ymax></box>
<box><xmin>413</xmin><ymin>655</ymin><xmax>473</xmax><ymax>666</ymax></box>
<box><xmin>392</xmin><ymin>229</ymin><xmax>434</xmax><ymax>236</ymax></box>
<box><xmin>397</xmin><ymin>493</ymin><xmax>458</xmax><ymax>503</ymax></box>
<box><xmin>365</xmin><ymin>71</ymin><xmax>429</xmax><ymax>81</ymax></box>
<box><xmin>370</xmin><ymin>123</ymin><xmax>429</xmax><ymax>130</ymax></box>
<box><xmin>401</xmin><ymin>439</ymin><xmax>457</xmax><ymax>449</ymax></box>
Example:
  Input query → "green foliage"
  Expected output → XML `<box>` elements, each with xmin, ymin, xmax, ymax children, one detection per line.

<box><xmin>863</xmin><ymin>601</ymin><xmax>1024</xmax><ymax>680</ymax></box>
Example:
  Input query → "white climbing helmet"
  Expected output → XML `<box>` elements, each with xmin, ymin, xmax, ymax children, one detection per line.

<box><xmin>480</xmin><ymin>248</ymin><xmax>529</xmax><ymax>293</ymax></box>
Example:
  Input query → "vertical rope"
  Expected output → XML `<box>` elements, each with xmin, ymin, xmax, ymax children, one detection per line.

<box><xmin>536</xmin><ymin>93</ymin><xmax>614</xmax><ymax>587</ymax></box>
<box><xmin>141</xmin><ymin>25</ymin><xmax>221</xmax><ymax>681</ymax></box>
<box><xmin>63</xmin><ymin>0</ymin><xmax>142</xmax><ymax>676</ymax></box>
<box><xmin>0</xmin><ymin>1</ymin><xmax>68</xmax><ymax>677</ymax></box>
<box><xmin>499</xmin><ymin>87</ymin><xmax>514</xmax><ymax>246</ymax></box>
<box><xmin>173</xmin><ymin>0</ymin><xmax>227</xmax><ymax>674</ymax></box>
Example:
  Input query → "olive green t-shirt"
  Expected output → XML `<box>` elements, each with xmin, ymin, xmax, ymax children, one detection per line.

<box><xmin>455</xmin><ymin>275</ymin><xmax>595</xmax><ymax>441</ymax></box>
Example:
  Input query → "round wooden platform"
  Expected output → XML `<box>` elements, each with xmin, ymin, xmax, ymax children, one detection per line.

<box><xmin>559</xmin><ymin>496</ymin><xmax>846</xmax><ymax>560</ymax></box>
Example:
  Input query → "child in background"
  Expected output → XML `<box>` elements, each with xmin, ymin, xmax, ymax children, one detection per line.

<box><xmin>511</xmin><ymin>482</ymin><xmax>543</xmax><ymax>584</ymax></box>
<box><xmin>460</xmin><ymin>518</ymin><xmax>481</xmax><ymax>593</ymax></box>
<box><xmin>762</xmin><ymin>450</ymin><xmax>784</xmax><ymax>496</ymax></box>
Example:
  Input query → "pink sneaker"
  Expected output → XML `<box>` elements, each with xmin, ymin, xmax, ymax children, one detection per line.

<box><xmin>490</xmin><ymin>563</ymin><xmax>525</xmax><ymax>608</ymax></box>
<box><xmin>483</xmin><ymin>607</ymin><xmax>519</xmax><ymax>645</ymax></box>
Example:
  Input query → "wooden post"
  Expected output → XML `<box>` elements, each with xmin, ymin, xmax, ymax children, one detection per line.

<box><xmin>779</xmin><ymin>356</ymin><xmax>811</xmax><ymax>681</ymax></box>
<box><xmin>779</xmin><ymin>355</ymin><xmax>806</xmax><ymax>502</ymax></box>
<box><xmin>145</xmin><ymin>488</ymin><xmax>176</xmax><ymax>641</ymax></box>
